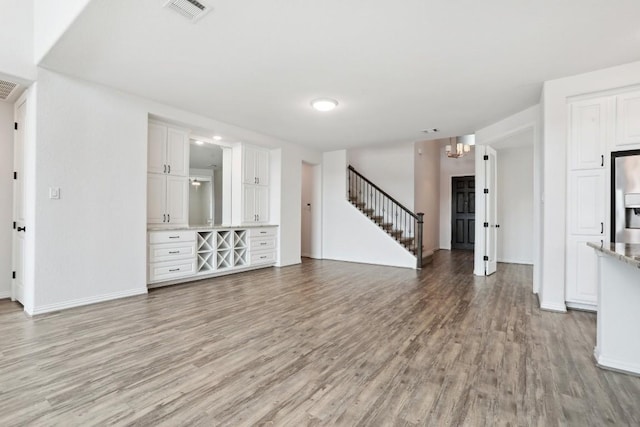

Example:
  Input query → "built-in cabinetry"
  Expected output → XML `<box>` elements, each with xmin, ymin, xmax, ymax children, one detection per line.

<box><xmin>147</xmin><ymin>121</ymin><xmax>190</xmax><ymax>226</ymax></box>
<box><xmin>147</xmin><ymin>226</ymin><xmax>277</xmax><ymax>286</ymax></box>
<box><xmin>565</xmin><ymin>89</ymin><xmax>640</xmax><ymax>310</ymax></box>
<box><xmin>234</xmin><ymin>144</ymin><xmax>270</xmax><ymax>224</ymax></box>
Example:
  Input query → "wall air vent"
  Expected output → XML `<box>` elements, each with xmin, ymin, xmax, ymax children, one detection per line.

<box><xmin>164</xmin><ymin>0</ymin><xmax>212</xmax><ymax>23</ymax></box>
<box><xmin>0</xmin><ymin>79</ymin><xmax>18</xmax><ymax>101</ymax></box>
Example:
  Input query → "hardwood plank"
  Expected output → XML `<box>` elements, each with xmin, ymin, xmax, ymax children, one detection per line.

<box><xmin>0</xmin><ymin>251</ymin><xmax>638</xmax><ymax>426</ymax></box>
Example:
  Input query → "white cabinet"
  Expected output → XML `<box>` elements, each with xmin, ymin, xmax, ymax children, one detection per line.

<box><xmin>242</xmin><ymin>145</ymin><xmax>269</xmax><ymax>185</ymax></box>
<box><xmin>242</xmin><ymin>185</ymin><xmax>269</xmax><ymax>223</ymax></box>
<box><xmin>249</xmin><ymin>227</ymin><xmax>277</xmax><ymax>265</ymax></box>
<box><xmin>147</xmin><ymin>121</ymin><xmax>190</xmax><ymax>226</ymax></box>
<box><xmin>147</xmin><ymin>226</ymin><xmax>277</xmax><ymax>286</ymax></box>
<box><xmin>568</xmin><ymin>170</ymin><xmax>606</xmax><ymax>236</ymax></box>
<box><xmin>616</xmin><ymin>90</ymin><xmax>640</xmax><ymax>147</ymax></box>
<box><xmin>568</xmin><ymin>98</ymin><xmax>608</xmax><ymax>170</ymax></box>
<box><xmin>147</xmin><ymin>231</ymin><xmax>196</xmax><ymax>283</ymax></box>
<box><xmin>566</xmin><ymin>96</ymin><xmax>610</xmax><ymax>311</ymax></box>
<box><xmin>147</xmin><ymin>122</ymin><xmax>189</xmax><ymax>176</ymax></box>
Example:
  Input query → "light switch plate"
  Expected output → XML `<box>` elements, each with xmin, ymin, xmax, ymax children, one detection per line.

<box><xmin>49</xmin><ymin>187</ymin><xmax>60</xmax><ymax>199</ymax></box>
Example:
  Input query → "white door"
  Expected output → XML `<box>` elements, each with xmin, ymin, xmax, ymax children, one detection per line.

<box><xmin>147</xmin><ymin>174</ymin><xmax>167</xmax><ymax>224</ymax></box>
<box><xmin>166</xmin><ymin>127</ymin><xmax>189</xmax><ymax>177</ymax></box>
<box><xmin>484</xmin><ymin>146</ymin><xmax>498</xmax><ymax>275</ymax></box>
<box><xmin>242</xmin><ymin>185</ymin><xmax>256</xmax><ymax>223</ymax></box>
<box><xmin>12</xmin><ymin>99</ymin><xmax>27</xmax><ymax>303</ymax></box>
<box><xmin>166</xmin><ymin>176</ymin><xmax>189</xmax><ymax>225</ymax></box>
<box><xmin>148</xmin><ymin>122</ymin><xmax>167</xmax><ymax>174</ymax></box>
<box><xmin>255</xmin><ymin>186</ymin><xmax>269</xmax><ymax>223</ymax></box>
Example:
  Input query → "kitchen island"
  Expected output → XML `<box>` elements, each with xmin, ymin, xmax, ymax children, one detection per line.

<box><xmin>589</xmin><ymin>242</ymin><xmax>640</xmax><ymax>376</ymax></box>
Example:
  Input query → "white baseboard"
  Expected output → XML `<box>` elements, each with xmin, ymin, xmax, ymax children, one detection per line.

<box><xmin>31</xmin><ymin>288</ymin><xmax>148</xmax><ymax>315</ymax></box>
<box><xmin>566</xmin><ymin>301</ymin><xmax>597</xmax><ymax>312</ymax></box>
<box><xmin>0</xmin><ymin>290</ymin><xmax>11</xmax><ymax>299</ymax></box>
<box><xmin>539</xmin><ymin>300</ymin><xmax>567</xmax><ymax>313</ymax></box>
<box><xmin>595</xmin><ymin>349</ymin><xmax>640</xmax><ymax>377</ymax></box>
<box><xmin>497</xmin><ymin>258</ymin><xmax>533</xmax><ymax>265</ymax></box>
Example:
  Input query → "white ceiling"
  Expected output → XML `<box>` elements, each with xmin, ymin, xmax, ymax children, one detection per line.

<box><xmin>41</xmin><ymin>0</ymin><xmax>640</xmax><ymax>150</ymax></box>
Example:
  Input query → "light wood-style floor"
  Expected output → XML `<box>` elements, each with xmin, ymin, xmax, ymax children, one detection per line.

<box><xmin>1</xmin><ymin>251</ymin><xmax>639</xmax><ymax>426</ymax></box>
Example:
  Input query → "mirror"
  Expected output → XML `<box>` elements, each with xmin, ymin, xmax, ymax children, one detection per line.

<box><xmin>189</xmin><ymin>139</ymin><xmax>224</xmax><ymax>226</ymax></box>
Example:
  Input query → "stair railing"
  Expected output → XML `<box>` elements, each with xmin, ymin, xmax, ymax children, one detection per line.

<box><xmin>347</xmin><ymin>165</ymin><xmax>424</xmax><ymax>269</ymax></box>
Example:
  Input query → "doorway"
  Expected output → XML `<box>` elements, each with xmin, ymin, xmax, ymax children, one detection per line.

<box><xmin>451</xmin><ymin>176</ymin><xmax>475</xmax><ymax>250</ymax></box>
<box><xmin>301</xmin><ymin>162</ymin><xmax>321</xmax><ymax>259</ymax></box>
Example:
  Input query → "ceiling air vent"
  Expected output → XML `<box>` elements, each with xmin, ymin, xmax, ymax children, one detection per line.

<box><xmin>164</xmin><ymin>0</ymin><xmax>212</xmax><ymax>23</ymax></box>
<box><xmin>0</xmin><ymin>79</ymin><xmax>18</xmax><ymax>101</ymax></box>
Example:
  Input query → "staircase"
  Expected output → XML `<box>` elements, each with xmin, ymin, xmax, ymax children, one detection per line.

<box><xmin>347</xmin><ymin>165</ymin><xmax>424</xmax><ymax>269</ymax></box>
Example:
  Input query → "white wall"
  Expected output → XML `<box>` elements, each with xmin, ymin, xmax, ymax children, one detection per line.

<box><xmin>26</xmin><ymin>69</ymin><xmax>321</xmax><ymax>314</ymax></box>
<box><xmin>0</xmin><ymin>0</ymin><xmax>36</xmax><ymax>80</ymax></box>
<box><xmin>0</xmin><ymin>102</ymin><xmax>14</xmax><ymax>298</ymax></box>
<box><xmin>349</xmin><ymin>143</ymin><xmax>415</xmax><ymax>211</ymax></box>
<box><xmin>322</xmin><ymin>150</ymin><xmax>417</xmax><ymax>269</ymax></box>
<box><xmin>439</xmin><ymin>139</ymin><xmax>476</xmax><ymax>249</ymax></box>
<box><xmin>497</xmin><ymin>146</ymin><xmax>534</xmax><ymax>264</ymax></box>
<box><xmin>414</xmin><ymin>140</ymin><xmax>440</xmax><ymax>256</ymax></box>
<box><xmin>474</xmin><ymin>105</ymin><xmax>541</xmax><ymax>288</ymax></box>
<box><xmin>34</xmin><ymin>0</ymin><xmax>91</xmax><ymax>63</ymax></box>
<box><xmin>541</xmin><ymin>60</ymin><xmax>640</xmax><ymax>312</ymax></box>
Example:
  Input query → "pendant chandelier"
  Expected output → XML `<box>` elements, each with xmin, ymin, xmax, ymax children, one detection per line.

<box><xmin>445</xmin><ymin>135</ymin><xmax>475</xmax><ymax>158</ymax></box>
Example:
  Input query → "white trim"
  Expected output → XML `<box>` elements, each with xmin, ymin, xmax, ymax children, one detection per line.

<box><xmin>566</xmin><ymin>301</ymin><xmax>597</xmax><ymax>312</ymax></box>
<box><xmin>539</xmin><ymin>301</ymin><xmax>567</xmax><ymax>313</ymax></box>
<box><xmin>29</xmin><ymin>288</ymin><xmax>148</xmax><ymax>316</ymax></box>
<box><xmin>497</xmin><ymin>258</ymin><xmax>533</xmax><ymax>265</ymax></box>
<box><xmin>595</xmin><ymin>349</ymin><xmax>640</xmax><ymax>377</ymax></box>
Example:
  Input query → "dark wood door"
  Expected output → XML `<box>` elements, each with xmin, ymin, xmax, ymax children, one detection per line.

<box><xmin>451</xmin><ymin>176</ymin><xmax>475</xmax><ymax>250</ymax></box>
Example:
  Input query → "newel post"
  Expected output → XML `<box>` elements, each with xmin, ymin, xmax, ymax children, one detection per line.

<box><xmin>416</xmin><ymin>212</ymin><xmax>424</xmax><ymax>269</ymax></box>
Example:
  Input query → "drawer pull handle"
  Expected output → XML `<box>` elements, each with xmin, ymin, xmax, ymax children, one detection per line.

<box><xmin>169</xmin><ymin>268</ymin><xmax>180</xmax><ymax>272</ymax></box>
<box><xmin>260</xmin><ymin>256</ymin><xmax>267</xmax><ymax>259</ymax></box>
<box><xmin>260</xmin><ymin>242</ymin><xmax>267</xmax><ymax>246</ymax></box>
<box><xmin>260</xmin><ymin>231</ymin><xmax>266</xmax><ymax>234</ymax></box>
<box><xmin>168</xmin><ymin>251</ymin><xmax>180</xmax><ymax>254</ymax></box>
<box><xmin>168</xmin><ymin>236</ymin><xmax>180</xmax><ymax>239</ymax></box>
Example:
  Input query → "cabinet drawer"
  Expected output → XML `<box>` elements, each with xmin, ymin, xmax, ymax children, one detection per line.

<box><xmin>250</xmin><ymin>227</ymin><xmax>277</xmax><ymax>238</ymax></box>
<box><xmin>149</xmin><ymin>259</ymin><xmax>196</xmax><ymax>283</ymax></box>
<box><xmin>250</xmin><ymin>238</ymin><xmax>276</xmax><ymax>251</ymax></box>
<box><xmin>148</xmin><ymin>242</ymin><xmax>195</xmax><ymax>263</ymax></box>
<box><xmin>251</xmin><ymin>251</ymin><xmax>276</xmax><ymax>265</ymax></box>
<box><xmin>149</xmin><ymin>230</ymin><xmax>195</xmax><ymax>244</ymax></box>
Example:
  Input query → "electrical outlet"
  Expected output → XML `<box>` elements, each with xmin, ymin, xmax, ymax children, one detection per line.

<box><xmin>49</xmin><ymin>187</ymin><xmax>60</xmax><ymax>199</ymax></box>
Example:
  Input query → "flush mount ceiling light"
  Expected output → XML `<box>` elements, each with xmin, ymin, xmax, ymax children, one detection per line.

<box><xmin>213</xmin><ymin>135</ymin><xmax>222</xmax><ymax>141</ymax></box>
<box><xmin>311</xmin><ymin>98</ymin><xmax>338</xmax><ymax>112</ymax></box>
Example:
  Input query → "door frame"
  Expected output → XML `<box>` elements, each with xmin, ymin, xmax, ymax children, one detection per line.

<box><xmin>300</xmin><ymin>161</ymin><xmax>322</xmax><ymax>259</ymax></box>
<box><xmin>11</xmin><ymin>90</ymin><xmax>28</xmax><ymax>305</ymax></box>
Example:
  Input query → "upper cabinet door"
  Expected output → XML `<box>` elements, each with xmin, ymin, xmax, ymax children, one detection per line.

<box><xmin>616</xmin><ymin>90</ymin><xmax>640</xmax><ymax>147</ymax></box>
<box><xmin>255</xmin><ymin>186</ymin><xmax>269</xmax><ymax>223</ymax></box>
<box><xmin>148</xmin><ymin>122</ymin><xmax>167</xmax><ymax>174</ymax></box>
<box><xmin>568</xmin><ymin>98</ymin><xmax>608</xmax><ymax>170</ymax></box>
<box><xmin>166</xmin><ymin>127</ymin><xmax>189</xmax><ymax>177</ymax></box>
<box><xmin>242</xmin><ymin>147</ymin><xmax>257</xmax><ymax>184</ymax></box>
<box><xmin>147</xmin><ymin>173</ymin><xmax>167</xmax><ymax>224</ymax></box>
<box><xmin>254</xmin><ymin>149</ymin><xmax>270</xmax><ymax>186</ymax></box>
<box><xmin>166</xmin><ymin>176</ymin><xmax>189</xmax><ymax>225</ymax></box>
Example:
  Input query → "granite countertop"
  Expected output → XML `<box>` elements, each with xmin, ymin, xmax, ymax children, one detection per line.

<box><xmin>587</xmin><ymin>242</ymin><xmax>640</xmax><ymax>269</ymax></box>
<box><xmin>148</xmin><ymin>224</ymin><xmax>278</xmax><ymax>231</ymax></box>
